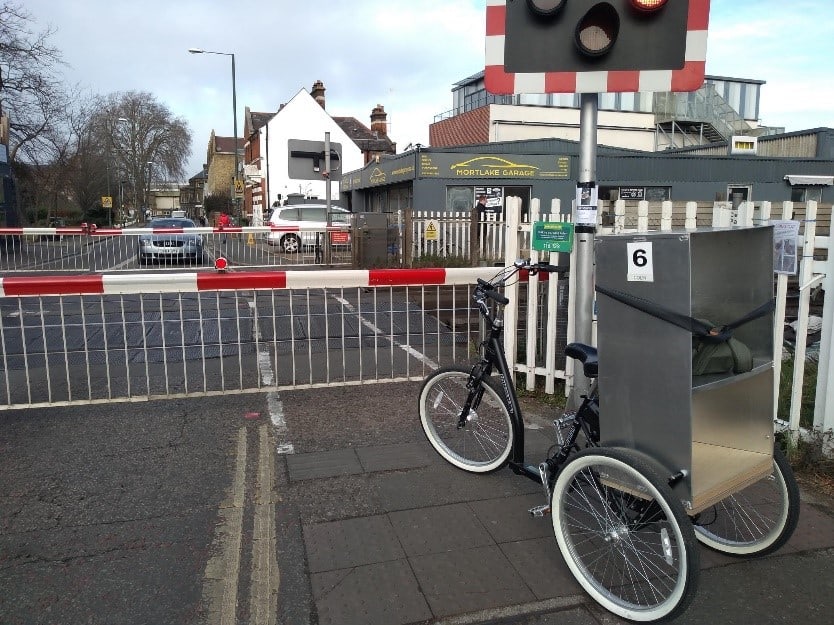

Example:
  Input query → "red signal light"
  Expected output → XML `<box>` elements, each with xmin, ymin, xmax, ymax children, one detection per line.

<box><xmin>214</xmin><ymin>256</ymin><xmax>228</xmax><ymax>272</ymax></box>
<box><xmin>575</xmin><ymin>3</ymin><xmax>620</xmax><ymax>57</ymax></box>
<box><xmin>631</xmin><ymin>0</ymin><xmax>668</xmax><ymax>11</ymax></box>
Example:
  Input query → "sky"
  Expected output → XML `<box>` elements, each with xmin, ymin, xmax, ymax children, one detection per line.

<box><xmin>21</xmin><ymin>0</ymin><xmax>834</xmax><ymax>181</ymax></box>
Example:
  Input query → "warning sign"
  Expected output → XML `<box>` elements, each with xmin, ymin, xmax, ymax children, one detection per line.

<box><xmin>424</xmin><ymin>219</ymin><xmax>439</xmax><ymax>241</ymax></box>
<box><xmin>233</xmin><ymin>178</ymin><xmax>244</xmax><ymax>196</ymax></box>
<box><xmin>101</xmin><ymin>196</ymin><xmax>113</xmax><ymax>208</ymax></box>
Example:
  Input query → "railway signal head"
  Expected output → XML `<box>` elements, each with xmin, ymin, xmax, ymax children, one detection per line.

<box><xmin>485</xmin><ymin>0</ymin><xmax>711</xmax><ymax>94</ymax></box>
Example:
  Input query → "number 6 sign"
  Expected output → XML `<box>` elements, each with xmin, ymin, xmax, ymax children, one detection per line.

<box><xmin>626</xmin><ymin>242</ymin><xmax>654</xmax><ymax>282</ymax></box>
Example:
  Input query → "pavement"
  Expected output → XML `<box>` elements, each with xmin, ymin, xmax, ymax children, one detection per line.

<box><xmin>2</xmin><ymin>382</ymin><xmax>833</xmax><ymax>625</ymax></box>
<box><xmin>274</xmin><ymin>381</ymin><xmax>834</xmax><ymax>625</ymax></box>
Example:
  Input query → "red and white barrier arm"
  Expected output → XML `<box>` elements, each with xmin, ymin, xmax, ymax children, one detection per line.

<box><xmin>0</xmin><ymin>267</ymin><xmax>500</xmax><ymax>298</ymax></box>
<box><xmin>0</xmin><ymin>225</ymin><xmax>351</xmax><ymax>237</ymax></box>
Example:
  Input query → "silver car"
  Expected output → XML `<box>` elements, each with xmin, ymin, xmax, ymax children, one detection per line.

<box><xmin>267</xmin><ymin>204</ymin><xmax>350</xmax><ymax>253</ymax></box>
<box><xmin>137</xmin><ymin>217</ymin><xmax>204</xmax><ymax>265</ymax></box>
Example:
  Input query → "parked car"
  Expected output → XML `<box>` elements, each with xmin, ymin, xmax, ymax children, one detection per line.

<box><xmin>267</xmin><ymin>204</ymin><xmax>350</xmax><ymax>253</ymax></box>
<box><xmin>39</xmin><ymin>217</ymin><xmax>68</xmax><ymax>241</ymax></box>
<box><xmin>137</xmin><ymin>217</ymin><xmax>204</xmax><ymax>264</ymax></box>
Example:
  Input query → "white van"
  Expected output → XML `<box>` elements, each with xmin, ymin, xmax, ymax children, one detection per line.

<box><xmin>267</xmin><ymin>204</ymin><xmax>350</xmax><ymax>253</ymax></box>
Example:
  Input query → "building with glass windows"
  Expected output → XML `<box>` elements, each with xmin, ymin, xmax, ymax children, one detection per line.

<box><xmin>431</xmin><ymin>72</ymin><xmax>778</xmax><ymax>152</ymax></box>
<box><xmin>341</xmin><ymin>72</ymin><xmax>832</xmax><ymax>218</ymax></box>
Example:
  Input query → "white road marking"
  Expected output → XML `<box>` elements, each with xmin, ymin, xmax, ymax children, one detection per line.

<box><xmin>332</xmin><ymin>294</ymin><xmax>439</xmax><ymax>369</ymax></box>
<box><xmin>249</xmin><ymin>301</ymin><xmax>294</xmax><ymax>454</ymax></box>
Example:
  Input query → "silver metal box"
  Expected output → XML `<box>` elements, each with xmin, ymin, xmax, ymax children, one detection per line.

<box><xmin>596</xmin><ymin>227</ymin><xmax>774</xmax><ymax>512</ymax></box>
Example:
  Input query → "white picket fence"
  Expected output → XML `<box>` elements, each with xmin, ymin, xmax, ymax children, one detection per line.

<box><xmin>409</xmin><ymin>210</ymin><xmax>506</xmax><ymax>262</ymax></box>
<box><xmin>500</xmin><ymin>197</ymin><xmax>832</xmax><ymax>438</ymax></box>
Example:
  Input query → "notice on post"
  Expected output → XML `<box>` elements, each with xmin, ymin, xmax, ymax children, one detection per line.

<box><xmin>772</xmin><ymin>220</ymin><xmax>800</xmax><ymax>275</ymax></box>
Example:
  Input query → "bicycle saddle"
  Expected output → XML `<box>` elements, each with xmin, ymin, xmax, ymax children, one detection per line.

<box><xmin>565</xmin><ymin>343</ymin><xmax>598</xmax><ymax>378</ymax></box>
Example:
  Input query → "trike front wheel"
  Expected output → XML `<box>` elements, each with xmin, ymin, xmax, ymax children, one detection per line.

<box><xmin>418</xmin><ymin>366</ymin><xmax>514</xmax><ymax>473</ymax></box>
<box><xmin>551</xmin><ymin>447</ymin><xmax>699</xmax><ymax>622</ymax></box>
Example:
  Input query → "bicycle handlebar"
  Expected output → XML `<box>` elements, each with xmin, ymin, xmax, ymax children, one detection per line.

<box><xmin>482</xmin><ymin>285</ymin><xmax>509</xmax><ymax>305</ymax></box>
<box><xmin>532</xmin><ymin>263</ymin><xmax>570</xmax><ymax>274</ymax></box>
<box><xmin>475</xmin><ymin>261</ymin><xmax>570</xmax><ymax>307</ymax></box>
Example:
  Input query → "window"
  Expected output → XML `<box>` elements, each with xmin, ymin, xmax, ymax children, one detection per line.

<box><xmin>301</xmin><ymin>206</ymin><xmax>326</xmax><ymax>221</ymax></box>
<box><xmin>727</xmin><ymin>185</ymin><xmax>751</xmax><ymax>208</ymax></box>
<box><xmin>619</xmin><ymin>92</ymin><xmax>636</xmax><ymax>112</ymax></box>
<box><xmin>599</xmin><ymin>93</ymin><xmax>617</xmax><ymax>110</ymax></box>
<box><xmin>552</xmin><ymin>94</ymin><xmax>578</xmax><ymax>108</ymax></box>
<box><xmin>520</xmin><ymin>93</ymin><xmax>548</xmax><ymax>106</ymax></box>
<box><xmin>791</xmin><ymin>187</ymin><xmax>823</xmax><ymax>203</ymax></box>
<box><xmin>644</xmin><ymin>187</ymin><xmax>671</xmax><ymax>201</ymax></box>
<box><xmin>446</xmin><ymin>186</ymin><xmax>474</xmax><ymax>212</ymax></box>
<box><xmin>742</xmin><ymin>82</ymin><xmax>759</xmax><ymax>121</ymax></box>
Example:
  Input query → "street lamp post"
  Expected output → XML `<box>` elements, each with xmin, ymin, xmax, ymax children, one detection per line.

<box><xmin>146</xmin><ymin>161</ymin><xmax>155</xmax><ymax>220</ymax></box>
<box><xmin>188</xmin><ymin>47</ymin><xmax>239</xmax><ymax>220</ymax></box>
<box><xmin>116</xmin><ymin>117</ymin><xmax>137</xmax><ymax>217</ymax></box>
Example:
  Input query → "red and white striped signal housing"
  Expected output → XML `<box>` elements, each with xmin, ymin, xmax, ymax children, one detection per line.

<box><xmin>485</xmin><ymin>0</ymin><xmax>710</xmax><ymax>94</ymax></box>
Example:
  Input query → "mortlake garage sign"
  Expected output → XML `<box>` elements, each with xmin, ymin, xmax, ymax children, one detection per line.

<box><xmin>342</xmin><ymin>152</ymin><xmax>571</xmax><ymax>191</ymax></box>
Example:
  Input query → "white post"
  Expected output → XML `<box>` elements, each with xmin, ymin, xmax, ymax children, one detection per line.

<box><xmin>738</xmin><ymin>200</ymin><xmax>755</xmax><ymax>227</ymax></box>
<box><xmin>660</xmin><ymin>200</ymin><xmax>673</xmax><ymax>231</ymax></box>
<box><xmin>525</xmin><ymin>198</ymin><xmax>542</xmax><ymax>391</ymax></box>
<box><xmin>503</xmin><ymin>196</ymin><xmax>521</xmax><ymax>376</ymax></box>
<box><xmin>614</xmin><ymin>199</ymin><xmax>626</xmax><ymax>234</ymax></box>
<box><xmin>789</xmin><ymin>201</ymin><xmax>818</xmax><ymax>438</ymax></box>
<box><xmin>815</xmin><ymin>263</ymin><xmax>833</xmax><ymax>433</ymax></box>
<box><xmin>637</xmin><ymin>200</ymin><xmax>649</xmax><ymax>232</ymax></box>
<box><xmin>544</xmin><ymin>197</ymin><xmax>562</xmax><ymax>395</ymax></box>
<box><xmin>685</xmin><ymin>201</ymin><xmax>698</xmax><ymax>230</ymax></box>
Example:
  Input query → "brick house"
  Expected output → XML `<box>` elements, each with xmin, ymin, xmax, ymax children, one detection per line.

<box><xmin>204</xmin><ymin>130</ymin><xmax>245</xmax><ymax>208</ymax></box>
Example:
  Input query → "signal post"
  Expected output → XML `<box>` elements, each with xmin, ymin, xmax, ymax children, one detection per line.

<box><xmin>485</xmin><ymin>0</ymin><xmax>711</xmax><ymax>406</ymax></box>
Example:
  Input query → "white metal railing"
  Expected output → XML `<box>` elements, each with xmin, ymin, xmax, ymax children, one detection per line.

<box><xmin>0</xmin><ymin>225</ymin><xmax>352</xmax><ymax>273</ymax></box>
<box><xmin>0</xmin><ymin>267</ymin><xmax>496</xmax><ymax>410</ymax></box>
<box><xmin>3</xmin><ymin>202</ymin><xmax>830</xmax><ymax>437</ymax></box>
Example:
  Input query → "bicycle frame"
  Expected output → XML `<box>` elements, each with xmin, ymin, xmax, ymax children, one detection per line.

<box><xmin>469</xmin><ymin>274</ymin><xmax>587</xmax><ymax>486</ymax></box>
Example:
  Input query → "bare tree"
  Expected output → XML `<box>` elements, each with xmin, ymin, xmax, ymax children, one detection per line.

<box><xmin>2</xmin><ymin>5</ymin><xmax>192</xmax><ymax>225</ymax></box>
<box><xmin>0</xmin><ymin>2</ymin><xmax>69</xmax><ymax>166</ymax></box>
<box><xmin>93</xmin><ymin>91</ymin><xmax>192</xmax><ymax>214</ymax></box>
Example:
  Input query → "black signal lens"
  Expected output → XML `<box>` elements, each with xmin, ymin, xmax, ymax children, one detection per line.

<box><xmin>575</xmin><ymin>3</ymin><xmax>620</xmax><ymax>57</ymax></box>
<box><xmin>527</xmin><ymin>0</ymin><xmax>567</xmax><ymax>18</ymax></box>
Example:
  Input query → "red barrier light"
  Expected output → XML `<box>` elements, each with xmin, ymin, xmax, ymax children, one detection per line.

<box><xmin>632</xmin><ymin>0</ymin><xmax>668</xmax><ymax>11</ymax></box>
<box><xmin>214</xmin><ymin>257</ymin><xmax>228</xmax><ymax>272</ymax></box>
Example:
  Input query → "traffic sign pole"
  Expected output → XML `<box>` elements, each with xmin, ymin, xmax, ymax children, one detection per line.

<box><xmin>484</xmin><ymin>0</ymin><xmax>711</xmax><ymax>406</ymax></box>
<box><xmin>569</xmin><ymin>94</ymin><xmax>599</xmax><ymax>409</ymax></box>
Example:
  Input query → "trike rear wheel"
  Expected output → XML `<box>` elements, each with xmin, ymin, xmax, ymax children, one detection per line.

<box><xmin>551</xmin><ymin>447</ymin><xmax>699</xmax><ymax>622</ymax></box>
<box><xmin>418</xmin><ymin>366</ymin><xmax>514</xmax><ymax>473</ymax></box>
<box><xmin>693</xmin><ymin>444</ymin><xmax>799</xmax><ymax>556</ymax></box>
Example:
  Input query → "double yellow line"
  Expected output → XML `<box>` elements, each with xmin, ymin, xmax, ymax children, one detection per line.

<box><xmin>203</xmin><ymin>423</ymin><xmax>279</xmax><ymax>625</ymax></box>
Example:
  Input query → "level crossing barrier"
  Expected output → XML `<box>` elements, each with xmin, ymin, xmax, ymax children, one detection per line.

<box><xmin>0</xmin><ymin>223</ymin><xmax>352</xmax><ymax>273</ymax></box>
<box><xmin>0</xmin><ymin>267</ymin><xmax>499</xmax><ymax>410</ymax></box>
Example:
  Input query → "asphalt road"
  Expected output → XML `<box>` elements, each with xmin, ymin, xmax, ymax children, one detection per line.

<box><xmin>0</xmin><ymin>394</ymin><xmax>250</xmax><ymax>624</ymax></box>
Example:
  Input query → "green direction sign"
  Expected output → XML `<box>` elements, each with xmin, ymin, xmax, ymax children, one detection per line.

<box><xmin>532</xmin><ymin>221</ymin><xmax>574</xmax><ymax>253</ymax></box>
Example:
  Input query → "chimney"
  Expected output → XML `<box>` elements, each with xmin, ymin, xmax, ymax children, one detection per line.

<box><xmin>370</xmin><ymin>104</ymin><xmax>387</xmax><ymax>135</ymax></box>
<box><xmin>311</xmin><ymin>80</ymin><xmax>326</xmax><ymax>109</ymax></box>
